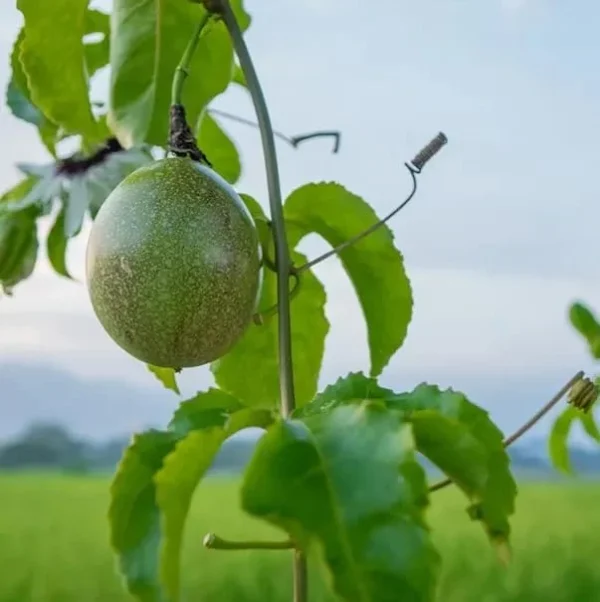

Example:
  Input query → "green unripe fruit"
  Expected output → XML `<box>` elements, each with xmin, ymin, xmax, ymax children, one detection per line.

<box><xmin>85</xmin><ymin>157</ymin><xmax>262</xmax><ymax>368</ymax></box>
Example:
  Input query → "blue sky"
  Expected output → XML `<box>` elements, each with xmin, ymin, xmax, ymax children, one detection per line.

<box><xmin>0</xmin><ymin>0</ymin><xmax>599</xmax><ymax>441</ymax></box>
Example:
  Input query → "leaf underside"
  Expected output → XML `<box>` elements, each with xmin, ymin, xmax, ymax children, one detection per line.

<box><xmin>284</xmin><ymin>182</ymin><xmax>413</xmax><ymax>378</ymax></box>
<box><xmin>108</xmin><ymin>0</ymin><xmax>250</xmax><ymax>147</ymax></box>
<box><xmin>296</xmin><ymin>373</ymin><xmax>517</xmax><ymax>555</ymax></box>
<box><xmin>241</xmin><ymin>403</ymin><xmax>441</xmax><ymax>602</ymax></box>
<box><xmin>109</xmin><ymin>389</ymin><xmax>273</xmax><ymax>602</ymax></box>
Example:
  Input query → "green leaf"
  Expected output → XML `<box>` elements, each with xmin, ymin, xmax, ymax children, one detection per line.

<box><xmin>83</xmin><ymin>146</ymin><xmax>154</xmax><ymax>218</ymax></box>
<box><xmin>37</xmin><ymin>120</ymin><xmax>60</xmax><ymax>157</ymax></box>
<box><xmin>16</xmin><ymin>0</ymin><xmax>103</xmax><ymax>145</ymax></box>
<box><xmin>231</xmin><ymin>63</ymin><xmax>247</xmax><ymax>87</ymax></box>
<box><xmin>549</xmin><ymin>402</ymin><xmax>600</xmax><ymax>475</ymax></box>
<box><xmin>211</xmin><ymin>200</ymin><xmax>329</xmax><ymax>409</ymax></box>
<box><xmin>386</xmin><ymin>384</ymin><xmax>516</xmax><ymax>552</ymax></box>
<box><xmin>548</xmin><ymin>406</ymin><xmax>578</xmax><ymax>474</ymax></box>
<box><xmin>0</xmin><ymin>178</ymin><xmax>38</xmax><ymax>213</ymax></box>
<box><xmin>155</xmin><ymin>392</ymin><xmax>273</xmax><ymax>601</ymax></box>
<box><xmin>241</xmin><ymin>403</ymin><xmax>440</xmax><ymax>602</ymax></box>
<box><xmin>108</xmin><ymin>0</ymin><xmax>250</xmax><ymax>147</ymax></box>
<box><xmin>64</xmin><ymin>177</ymin><xmax>89</xmax><ymax>238</ymax></box>
<box><xmin>569</xmin><ymin>302</ymin><xmax>600</xmax><ymax>359</ymax></box>
<box><xmin>84</xmin><ymin>9</ymin><xmax>110</xmax><ymax>79</ymax></box>
<box><xmin>109</xmin><ymin>392</ymin><xmax>273</xmax><ymax>602</ymax></box>
<box><xmin>7</xmin><ymin>28</ymin><xmax>43</xmax><ymax>127</ymax></box>
<box><xmin>0</xmin><ymin>209</ymin><xmax>39</xmax><ymax>295</ymax></box>
<box><xmin>211</xmin><ymin>195</ymin><xmax>329</xmax><ymax>408</ymax></box>
<box><xmin>284</xmin><ymin>182</ymin><xmax>413</xmax><ymax>377</ymax></box>
<box><xmin>46</xmin><ymin>208</ymin><xmax>73</xmax><ymax>280</ymax></box>
<box><xmin>197</xmin><ymin>112</ymin><xmax>241</xmax><ymax>184</ymax></box>
<box><xmin>109</xmin><ymin>430</ymin><xmax>178</xmax><ymax>602</ymax></box>
<box><xmin>298</xmin><ymin>373</ymin><xmax>517</xmax><ymax>553</ymax></box>
<box><xmin>6</xmin><ymin>28</ymin><xmax>59</xmax><ymax>156</ymax></box>
<box><xmin>580</xmin><ymin>411</ymin><xmax>600</xmax><ymax>443</ymax></box>
<box><xmin>147</xmin><ymin>365</ymin><xmax>180</xmax><ymax>396</ymax></box>
<box><xmin>6</xmin><ymin>79</ymin><xmax>43</xmax><ymax>127</ymax></box>
<box><xmin>294</xmin><ymin>371</ymin><xmax>393</xmax><ymax>418</ymax></box>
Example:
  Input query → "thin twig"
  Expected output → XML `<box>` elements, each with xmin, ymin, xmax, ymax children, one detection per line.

<box><xmin>429</xmin><ymin>370</ymin><xmax>585</xmax><ymax>493</ymax></box>
<box><xmin>203</xmin><ymin>533</ymin><xmax>295</xmax><ymax>551</ymax></box>
<box><xmin>208</xmin><ymin>108</ymin><xmax>341</xmax><ymax>153</ymax></box>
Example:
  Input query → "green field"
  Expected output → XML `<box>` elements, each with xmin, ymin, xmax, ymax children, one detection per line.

<box><xmin>1</xmin><ymin>474</ymin><xmax>599</xmax><ymax>602</ymax></box>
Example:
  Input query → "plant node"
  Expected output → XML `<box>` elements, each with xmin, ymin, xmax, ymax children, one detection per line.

<box><xmin>567</xmin><ymin>376</ymin><xmax>599</xmax><ymax>412</ymax></box>
<box><xmin>168</xmin><ymin>104</ymin><xmax>212</xmax><ymax>166</ymax></box>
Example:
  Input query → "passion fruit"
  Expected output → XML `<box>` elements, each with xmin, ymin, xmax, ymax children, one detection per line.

<box><xmin>85</xmin><ymin>157</ymin><xmax>262</xmax><ymax>368</ymax></box>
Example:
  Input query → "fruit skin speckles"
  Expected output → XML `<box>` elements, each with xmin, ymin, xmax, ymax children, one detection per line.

<box><xmin>85</xmin><ymin>157</ymin><xmax>263</xmax><ymax>368</ymax></box>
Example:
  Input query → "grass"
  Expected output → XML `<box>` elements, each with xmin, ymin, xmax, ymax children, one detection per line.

<box><xmin>1</xmin><ymin>473</ymin><xmax>599</xmax><ymax>601</ymax></box>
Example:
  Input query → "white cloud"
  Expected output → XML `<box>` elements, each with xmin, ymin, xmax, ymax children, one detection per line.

<box><xmin>0</xmin><ymin>0</ymin><xmax>599</xmax><ymax>436</ymax></box>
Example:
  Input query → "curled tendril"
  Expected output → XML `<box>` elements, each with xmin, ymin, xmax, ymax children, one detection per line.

<box><xmin>568</xmin><ymin>376</ymin><xmax>599</xmax><ymax>413</ymax></box>
<box><xmin>208</xmin><ymin>108</ymin><xmax>341</xmax><ymax>154</ymax></box>
<box><xmin>253</xmin><ymin>271</ymin><xmax>301</xmax><ymax>325</ymax></box>
<box><xmin>295</xmin><ymin>132</ymin><xmax>448</xmax><ymax>275</ymax></box>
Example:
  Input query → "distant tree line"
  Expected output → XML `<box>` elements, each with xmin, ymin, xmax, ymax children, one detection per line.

<box><xmin>2</xmin><ymin>421</ymin><xmax>600</xmax><ymax>477</ymax></box>
<box><xmin>0</xmin><ymin>422</ymin><xmax>257</xmax><ymax>474</ymax></box>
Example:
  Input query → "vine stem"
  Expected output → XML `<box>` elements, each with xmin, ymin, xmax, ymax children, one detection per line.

<box><xmin>216</xmin><ymin>2</ymin><xmax>307</xmax><ymax>601</ymax></box>
<box><xmin>429</xmin><ymin>370</ymin><xmax>585</xmax><ymax>493</ymax></box>
<box><xmin>171</xmin><ymin>12</ymin><xmax>212</xmax><ymax>106</ymax></box>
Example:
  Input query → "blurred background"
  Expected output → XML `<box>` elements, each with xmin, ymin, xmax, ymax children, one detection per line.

<box><xmin>1</xmin><ymin>1</ymin><xmax>600</xmax><ymax>601</ymax></box>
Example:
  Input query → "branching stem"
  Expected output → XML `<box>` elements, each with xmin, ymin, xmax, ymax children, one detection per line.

<box><xmin>203</xmin><ymin>533</ymin><xmax>294</xmax><ymax>551</ymax></box>
<box><xmin>429</xmin><ymin>370</ymin><xmax>585</xmax><ymax>493</ymax></box>
<box><xmin>216</xmin><ymin>2</ymin><xmax>307</xmax><ymax>600</ymax></box>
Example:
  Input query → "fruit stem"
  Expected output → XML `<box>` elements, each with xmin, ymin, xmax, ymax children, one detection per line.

<box><xmin>429</xmin><ymin>370</ymin><xmax>585</xmax><ymax>493</ymax></box>
<box><xmin>216</xmin><ymin>2</ymin><xmax>307</xmax><ymax>601</ymax></box>
<box><xmin>171</xmin><ymin>12</ymin><xmax>212</xmax><ymax>106</ymax></box>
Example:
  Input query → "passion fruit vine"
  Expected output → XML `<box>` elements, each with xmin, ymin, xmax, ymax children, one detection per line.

<box><xmin>85</xmin><ymin>157</ymin><xmax>262</xmax><ymax>368</ymax></box>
